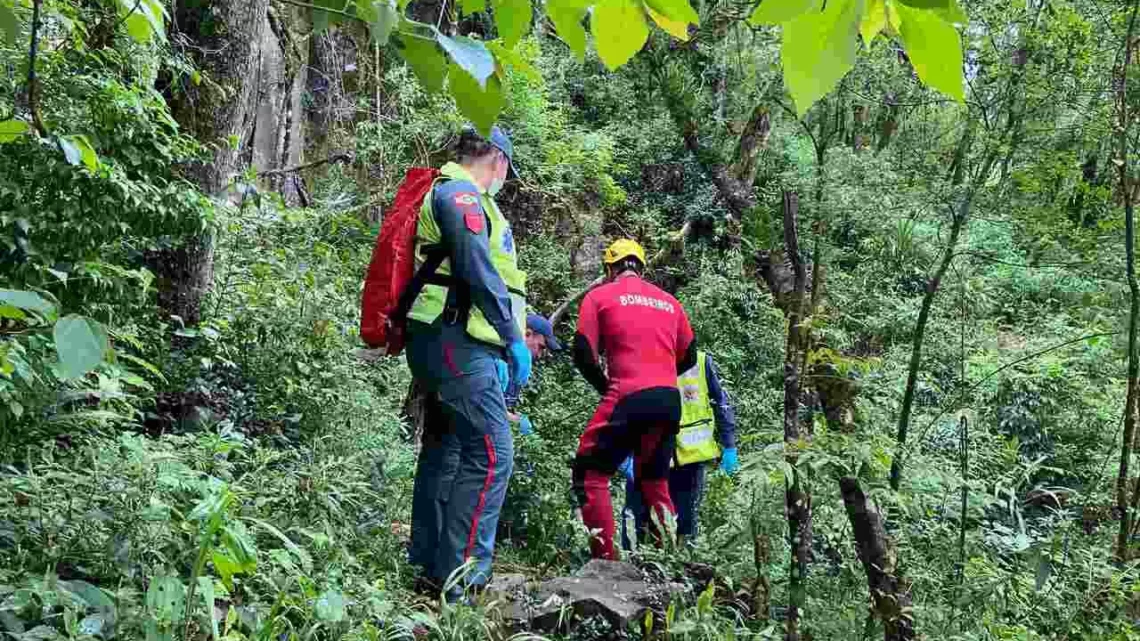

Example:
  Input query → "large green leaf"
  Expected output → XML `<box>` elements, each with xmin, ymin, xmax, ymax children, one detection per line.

<box><xmin>59</xmin><ymin>135</ymin><xmax>99</xmax><ymax>171</ymax></box>
<box><xmin>460</xmin><ymin>0</ymin><xmax>485</xmax><ymax>14</ymax></box>
<box><xmin>0</xmin><ymin>1</ymin><xmax>19</xmax><ymax>46</ymax></box>
<box><xmin>643</xmin><ymin>0</ymin><xmax>697</xmax><ymax>26</ymax></box>
<box><xmin>0</xmin><ymin>289</ymin><xmax>54</xmax><ymax>314</ymax></box>
<box><xmin>54</xmin><ymin>314</ymin><xmax>107</xmax><ymax>379</ymax></box>
<box><xmin>895</xmin><ymin>1</ymin><xmax>963</xmax><ymax>100</ymax></box>
<box><xmin>781</xmin><ymin>0</ymin><xmax>862</xmax><ymax>116</ymax></box>
<box><xmin>645</xmin><ymin>5</ymin><xmax>690</xmax><ymax>40</ymax></box>
<box><xmin>547</xmin><ymin>0</ymin><xmax>589</xmax><ymax>59</ymax></box>
<box><xmin>592</xmin><ymin>0</ymin><xmax>650</xmax><ymax>71</ymax></box>
<box><xmin>491</xmin><ymin>0</ymin><xmax>531</xmax><ymax>48</ymax></box>
<box><xmin>358</xmin><ymin>0</ymin><xmax>398</xmax><ymax>44</ymax></box>
<box><xmin>117</xmin><ymin>0</ymin><xmax>165</xmax><ymax>43</ymax></box>
<box><xmin>197</xmin><ymin>577</ymin><xmax>218</xmax><ymax>641</ymax></box>
<box><xmin>749</xmin><ymin>0</ymin><xmax>819</xmax><ymax>26</ymax></box>
<box><xmin>488</xmin><ymin>39</ymin><xmax>542</xmax><ymax>81</ymax></box>
<box><xmin>450</xmin><ymin>64</ymin><xmax>504</xmax><ymax>136</ymax></box>
<box><xmin>145</xmin><ymin>576</ymin><xmax>186</xmax><ymax>624</ymax></box>
<box><xmin>860</xmin><ymin>0</ymin><xmax>885</xmax><ymax>43</ymax></box>
<box><xmin>0</xmin><ymin>119</ymin><xmax>28</xmax><ymax>143</ymax></box>
<box><xmin>438</xmin><ymin>33</ymin><xmax>496</xmax><ymax>87</ymax></box>
<box><xmin>396</xmin><ymin>33</ymin><xmax>447</xmax><ymax>94</ymax></box>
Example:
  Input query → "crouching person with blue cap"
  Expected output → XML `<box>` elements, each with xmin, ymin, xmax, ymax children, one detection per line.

<box><xmin>619</xmin><ymin>350</ymin><xmax>738</xmax><ymax>550</ymax></box>
<box><xmin>405</xmin><ymin>125</ymin><xmax>529</xmax><ymax>601</ymax></box>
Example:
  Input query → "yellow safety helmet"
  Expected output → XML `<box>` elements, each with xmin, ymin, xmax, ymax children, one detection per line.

<box><xmin>603</xmin><ymin>239</ymin><xmax>647</xmax><ymax>266</ymax></box>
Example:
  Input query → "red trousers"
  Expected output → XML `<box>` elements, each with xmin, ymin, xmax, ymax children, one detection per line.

<box><xmin>573</xmin><ymin>386</ymin><xmax>682</xmax><ymax>559</ymax></box>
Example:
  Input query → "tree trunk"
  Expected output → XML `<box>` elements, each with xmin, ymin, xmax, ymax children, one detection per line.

<box><xmin>162</xmin><ymin>0</ymin><xmax>269</xmax><ymax>325</ymax></box>
<box><xmin>781</xmin><ymin>191</ymin><xmax>812</xmax><ymax>641</ymax></box>
<box><xmin>840</xmin><ymin>477</ymin><xmax>915</xmax><ymax>641</ymax></box>
<box><xmin>280</xmin><ymin>6</ymin><xmax>311</xmax><ymax>206</ymax></box>
<box><xmin>1116</xmin><ymin>0</ymin><xmax>1140</xmax><ymax>564</ymax></box>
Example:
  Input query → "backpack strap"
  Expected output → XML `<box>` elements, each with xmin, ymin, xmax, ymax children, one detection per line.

<box><xmin>390</xmin><ymin>244</ymin><xmax>450</xmax><ymax>326</ymax></box>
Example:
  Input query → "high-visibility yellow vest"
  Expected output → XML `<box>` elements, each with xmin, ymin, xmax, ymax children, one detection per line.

<box><xmin>675</xmin><ymin>351</ymin><xmax>721</xmax><ymax>466</ymax></box>
<box><xmin>406</xmin><ymin>162</ymin><xmax>527</xmax><ymax>346</ymax></box>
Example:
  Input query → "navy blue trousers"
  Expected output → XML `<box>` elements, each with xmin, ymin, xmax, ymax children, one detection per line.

<box><xmin>406</xmin><ymin>321</ymin><xmax>513</xmax><ymax>593</ymax></box>
<box><xmin>621</xmin><ymin>461</ymin><xmax>706</xmax><ymax>551</ymax></box>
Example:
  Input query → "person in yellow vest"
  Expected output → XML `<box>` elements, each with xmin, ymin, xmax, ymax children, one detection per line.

<box><xmin>404</xmin><ymin>126</ymin><xmax>531</xmax><ymax>600</ymax></box>
<box><xmin>619</xmin><ymin>350</ymin><xmax>738</xmax><ymax>549</ymax></box>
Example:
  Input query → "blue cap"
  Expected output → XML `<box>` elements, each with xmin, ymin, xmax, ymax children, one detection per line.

<box><xmin>526</xmin><ymin>313</ymin><xmax>561</xmax><ymax>351</ymax></box>
<box><xmin>488</xmin><ymin>125</ymin><xmax>518</xmax><ymax>178</ymax></box>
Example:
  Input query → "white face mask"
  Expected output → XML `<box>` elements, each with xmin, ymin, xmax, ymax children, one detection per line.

<box><xmin>488</xmin><ymin>176</ymin><xmax>505</xmax><ymax>196</ymax></box>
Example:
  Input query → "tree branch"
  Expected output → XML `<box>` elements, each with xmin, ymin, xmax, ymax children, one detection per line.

<box><xmin>26</xmin><ymin>0</ymin><xmax>46</xmax><ymax>136</ymax></box>
<box><xmin>259</xmin><ymin>152</ymin><xmax>353</xmax><ymax>177</ymax></box>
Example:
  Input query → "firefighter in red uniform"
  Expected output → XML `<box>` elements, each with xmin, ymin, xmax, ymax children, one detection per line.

<box><xmin>571</xmin><ymin>239</ymin><xmax>697</xmax><ymax>559</ymax></box>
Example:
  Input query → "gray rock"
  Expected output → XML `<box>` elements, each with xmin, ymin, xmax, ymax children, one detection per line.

<box><xmin>501</xmin><ymin>560</ymin><xmax>685</xmax><ymax>633</ymax></box>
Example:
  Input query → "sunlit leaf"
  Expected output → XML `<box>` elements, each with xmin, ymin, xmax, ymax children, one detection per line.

<box><xmin>547</xmin><ymin>0</ymin><xmax>589</xmax><ymax>59</ymax></box>
<box><xmin>54</xmin><ymin>314</ymin><xmax>107</xmax><ymax>379</ymax></box>
<box><xmin>643</xmin><ymin>0</ymin><xmax>697</xmax><ymax>27</ymax></box>
<box><xmin>396</xmin><ymin>33</ymin><xmax>447</xmax><ymax>94</ymax></box>
<box><xmin>645</xmin><ymin>4</ymin><xmax>689</xmax><ymax>41</ymax></box>
<box><xmin>782</xmin><ymin>0</ymin><xmax>861</xmax><ymax>116</ymax></box>
<box><xmin>749</xmin><ymin>0</ymin><xmax>819</xmax><ymax>26</ymax></box>
<box><xmin>491</xmin><ymin>0</ymin><xmax>531</xmax><ymax>48</ymax></box>
<box><xmin>438</xmin><ymin>32</ymin><xmax>496</xmax><ymax>87</ymax></box>
<box><xmin>488</xmin><ymin>40</ymin><xmax>542</xmax><ymax>81</ymax></box>
<box><xmin>460</xmin><ymin>0</ymin><xmax>485</xmax><ymax>14</ymax></box>
<box><xmin>0</xmin><ymin>119</ymin><xmax>28</xmax><ymax>143</ymax></box>
<box><xmin>59</xmin><ymin>135</ymin><xmax>99</xmax><ymax>171</ymax></box>
<box><xmin>895</xmin><ymin>1</ymin><xmax>963</xmax><ymax>101</ymax></box>
<box><xmin>860</xmin><ymin>0</ymin><xmax>885</xmax><ymax>43</ymax></box>
<box><xmin>450</xmin><ymin>64</ymin><xmax>504</xmax><ymax>136</ymax></box>
<box><xmin>592</xmin><ymin>0</ymin><xmax>650</xmax><ymax>71</ymax></box>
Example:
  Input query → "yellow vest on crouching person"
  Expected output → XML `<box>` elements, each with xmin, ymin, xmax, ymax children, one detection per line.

<box><xmin>675</xmin><ymin>351</ymin><xmax>721</xmax><ymax>466</ymax></box>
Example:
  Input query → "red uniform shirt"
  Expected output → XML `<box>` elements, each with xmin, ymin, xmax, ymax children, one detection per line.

<box><xmin>576</xmin><ymin>274</ymin><xmax>695</xmax><ymax>398</ymax></box>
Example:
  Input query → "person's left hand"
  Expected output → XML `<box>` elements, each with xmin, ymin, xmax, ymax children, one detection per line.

<box><xmin>519</xmin><ymin>415</ymin><xmax>533</xmax><ymax>436</ymax></box>
<box><xmin>719</xmin><ymin>448</ymin><xmax>739</xmax><ymax>475</ymax></box>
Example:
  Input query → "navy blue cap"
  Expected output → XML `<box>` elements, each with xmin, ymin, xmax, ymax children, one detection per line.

<box><xmin>488</xmin><ymin>125</ymin><xmax>518</xmax><ymax>178</ymax></box>
<box><xmin>526</xmin><ymin>313</ymin><xmax>561</xmax><ymax>351</ymax></box>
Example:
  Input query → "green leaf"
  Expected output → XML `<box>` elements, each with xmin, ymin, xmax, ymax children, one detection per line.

<box><xmin>246</xmin><ymin>517</ymin><xmax>313</xmax><ymax>572</ymax></box>
<box><xmin>491</xmin><ymin>0</ymin><xmax>531</xmax><ymax>48</ymax></box>
<box><xmin>211</xmin><ymin>551</ymin><xmax>241</xmax><ymax>590</ymax></box>
<box><xmin>58</xmin><ymin>135</ymin><xmax>99</xmax><ymax>171</ymax></box>
<box><xmin>643</xmin><ymin>0</ymin><xmax>698</xmax><ymax>27</ymax></box>
<box><xmin>145</xmin><ymin>576</ymin><xmax>186</xmax><ymax>624</ymax></box>
<box><xmin>198</xmin><ymin>577</ymin><xmax>219</xmax><ymax>641</ymax></box>
<box><xmin>314</xmin><ymin>590</ymin><xmax>346</xmax><ymax>622</ymax></box>
<box><xmin>0</xmin><ymin>119</ymin><xmax>28</xmax><ymax>143</ymax></box>
<box><xmin>460</xmin><ymin>0</ymin><xmax>485</xmax><ymax>14</ymax></box>
<box><xmin>645</xmin><ymin>4</ymin><xmax>689</xmax><ymax>40</ymax></box>
<box><xmin>0</xmin><ymin>0</ymin><xmax>19</xmax><ymax>46</ymax></box>
<box><xmin>781</xmin><ymin>0</ymin><xmax>861</xmax><ymax>116</ymax></box>
<box><xmin>860</xmin><ymin>0</ymin><xmax>885</xmax><ymax>43</ymax></box>
<box><xmin>118</xmin><ymin>0</ymin><xmax>165</xmax><ymax>43</ymax></box>
<box><xmin>591</xmin><ymin>0</ymin><xmax>650</xmax><ymax>71</ymax></box>
<box><xmin>547</xmin><ymin>0</ymin><xmax>589</xmax><ymax>59</ymax></box>
<box><xmin>369</xmin><ymin>0</ymin><xmax>398</xmax><ymax>44</ymax></box>
<box><xmin>894</xmin><ymin>1</ymin><xmax>963</xmax><ymax>101</ymax></box>
<box><xmin>54</xmin><ymin>314</ymin><xmax>107</xmax><ymax>380</ymax></box>
<box><xmin>221</xmin><ymin>523</ymin><xmax>258</xmax><ymax>572</ymax></box>
<box><xmin>450</xmin><ymin>63</ymin><xmax>505</xmax><ymax>136</ymax></box>
<box><xmin>438</xmin><ymin>33</ymin><xmax>496</xmax><ymax>87</ymax></box>
<box><xmin>396</xmin><ymin>33</ymin><xmax>447</xmax><ymax>94</ymax></box>
<box><xmin>749</xmin><ymin>0</ymin><xmax>819</xmax><ymax>26</ymax></box>
<box><xmin>0</xmin><ymin>289</ymin><xmax>54</xmax><ymax>314</ymax></box>
<box><xmin>487</xmin><ymin>40</ymin><xmax>542</xmax><ymax>81</ymax></box>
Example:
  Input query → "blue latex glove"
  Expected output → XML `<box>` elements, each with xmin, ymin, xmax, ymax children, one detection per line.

<box><xmin>720</xmin><ymin>448</ymin><xmax>739</xmax><ymax>475</ymax></box>
<box><xmin>507</xmin><ymin>340</ymin><xmax>532</xmax><ymax>389</ymax></box>
<box><xmin>617</xmin><ymin>456</ymin><xmax>635</xmax><ymax>481</ymax></box>
<box><xmin>494</xmin><ymin>358</ymin><xmax>509</xmax><ymax>393</ymax></box>
<box><xmin>519</xmin><ymin>415</ymin><xmax>533</xmax><ymax>436</ymax></box>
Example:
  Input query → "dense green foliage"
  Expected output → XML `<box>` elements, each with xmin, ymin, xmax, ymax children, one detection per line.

<box><xmin>4</xmin><ymin>0</ymin><xmax>1140</xmax><ymax>638</ymax></box>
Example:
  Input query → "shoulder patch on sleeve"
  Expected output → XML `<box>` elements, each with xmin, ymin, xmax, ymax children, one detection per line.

<box><xmin>454</xmin><ymin>192</ymin><xmax>479</xmax><ymax>207</ymax></box>
<box><xmin>464</xmin><ymin>210</ymin><xmax>485</xmax><ymax>234</ymax></box>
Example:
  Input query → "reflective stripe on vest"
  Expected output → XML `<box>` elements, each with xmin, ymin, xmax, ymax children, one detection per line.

<box><xmin>406</xmin><ymin>162</ymin><xmax>527</xmax><ymax>346</ymax></box>
<box><xmin>674</xmin><ymin>351</ymin><xmax>720</xmax><ymax>466</ymax></box>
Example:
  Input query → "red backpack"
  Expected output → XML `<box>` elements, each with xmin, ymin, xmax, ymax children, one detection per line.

<box><xmin>360</xmin><ymin>167</ymin><xmax>449</xmax><ymax>355</ymax></box>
